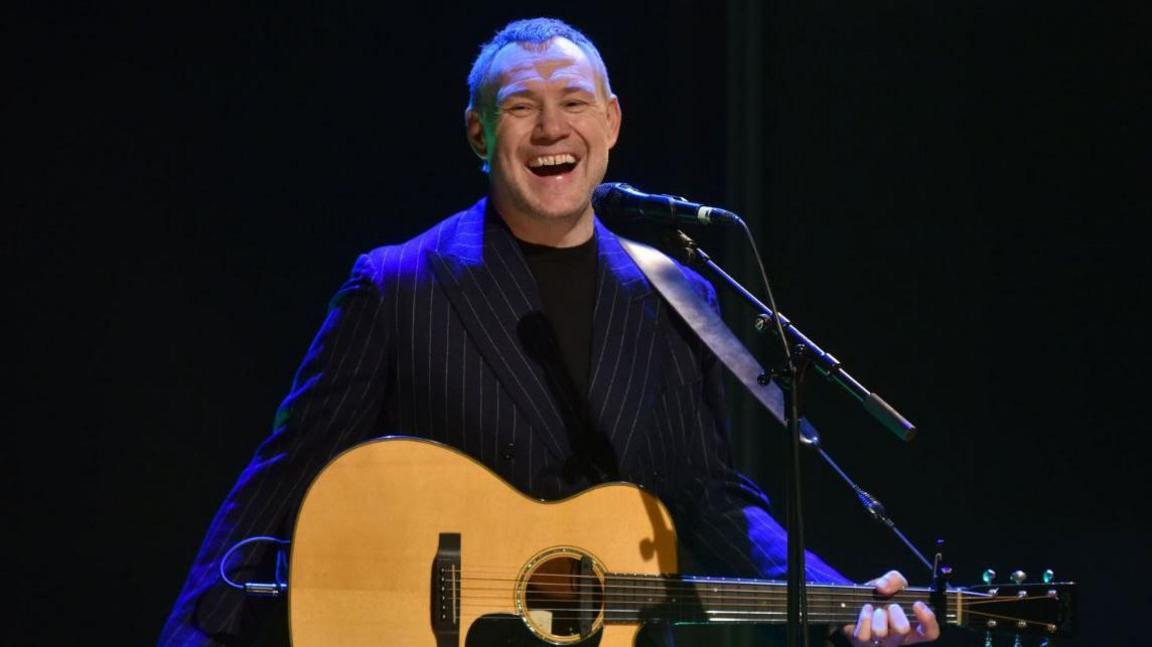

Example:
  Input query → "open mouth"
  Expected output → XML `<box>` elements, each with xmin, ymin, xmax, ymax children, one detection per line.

<box><xmin>527</xmin><ymin>153</ymin><xmax>578</xmax><ymax>177</ymax></box>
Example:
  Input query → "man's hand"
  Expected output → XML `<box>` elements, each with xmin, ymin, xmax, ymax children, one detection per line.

<box><xmin>842</xmin><ymin>570</ymin><xmax>940</xmax><ymax>646</ymax></box>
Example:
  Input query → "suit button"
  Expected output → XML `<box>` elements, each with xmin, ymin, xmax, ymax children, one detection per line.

<box><xmin>500</xmin><ymin>442</ymin><xmax>516</xmax><ymax>460</ymax></box>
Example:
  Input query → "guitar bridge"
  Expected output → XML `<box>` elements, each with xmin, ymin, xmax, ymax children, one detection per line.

<box><xmin>431</xmin><ymin>533</ymin><xmax>461</xmax><ymax>647</ymax></box>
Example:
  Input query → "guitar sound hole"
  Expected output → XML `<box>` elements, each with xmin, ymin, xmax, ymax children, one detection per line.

<box><xmin>523</xmin><ymin>556</ymin><xmax>604</xmax><ymax>640</ymax></box>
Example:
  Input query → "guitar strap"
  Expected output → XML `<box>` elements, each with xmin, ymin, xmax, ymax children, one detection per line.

<box><xmin>618</xmin><ymin>237</ymin><xmax>795</xmax><ymax>432</ymax></box>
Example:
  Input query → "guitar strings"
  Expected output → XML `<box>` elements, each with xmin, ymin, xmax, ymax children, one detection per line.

<box><xmin>458</xmin><ymin>573</ymin><xmax>1034</xmax><ymax>608</ymax></box>
<box><xmin>454</xmin><ymin>599</ymin><xmax>948</xmax><ymax>614</ymax></box>
<box><xmin>455</xmin><ymin>573</ymin><xmax>947</xmax><ymax>602</ymax></box>
<box><xmin>455</xmin><ymin>588</ymin><xmax>1023</xmax><ymax>625</ymax></box>
<box><xmin>459</xmin><ymin>568</ymin><xmax>960</xmax><ymax>593</ymax></box>
<box><xmin>458</xmin><ymin>593</ymin><xmax>939</xmax><ymax>610</ymax></box>
<box><xmin>459</xmin><ymin>570</ymin><xmax>947</xmax><ymax>591</ymax></box>
<box><xmin>457</xmin><ymin>583</ymin><xmax>967</xmax><ymax>603</ymax></box>
<box><xmin>442</xmin><ymin>569</ymin><xmax>1041</xmax><ymax>626</ymax></box>
<box><xmin>454</xmin><ymin>587</ymin><xmax>956</xmax><ymax>612</ymax></box>
<box><xmin>451</xmin><ymin>603</ymin><xmax>944</xmax><ymax>625</ymax></box>
<box><xmin>454</xmin><ymin>581</ymin><xmax>966</xmax><ymax>622</ymax></box>
<box><xmin>454</xmin><ymin>604</ymin><xmax>937</xmax><ymax>618</ymax></box>
<box><xmin>454</xmin><ymin>596</ymin><xmax>956</xmax><ymax>616</ymax></box>
<box><xmin>458</xmin><ymin>569</ymin><xmax>1050</xmax><ymax>607</ymax></box>
<box><xmin>453</xmin><ymin>601</ymin><xmax>966</xmax><ymax>630</ymax></box>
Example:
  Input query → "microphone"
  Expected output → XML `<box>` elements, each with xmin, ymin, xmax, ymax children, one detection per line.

<box><xmin>592</xmin><ymin>182</ymin><xmax>743</xmax><ymax>226</ymax></box>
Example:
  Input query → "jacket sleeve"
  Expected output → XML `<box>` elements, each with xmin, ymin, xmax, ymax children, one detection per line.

<box><xmin>666</xmin><ymin>270</ymin><xmax>851</xmax><ymax>585</ymax></box>
<box><xmin>158</xmin><ymin>253</ymin><xmax>395</xmax><ymax>646</ymax></box>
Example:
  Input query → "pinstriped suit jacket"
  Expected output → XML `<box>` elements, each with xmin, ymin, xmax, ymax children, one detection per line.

<box><xmin>159</xmin><ymin>198</ymin><xmax>847</xmax><ymax>645</ymax></box>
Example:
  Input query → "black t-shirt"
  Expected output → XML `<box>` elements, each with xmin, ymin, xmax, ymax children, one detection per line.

<box><xmin>516</xmin><ymin>234</ymin><xmax>598</xmax><ymax>396</ymax></box>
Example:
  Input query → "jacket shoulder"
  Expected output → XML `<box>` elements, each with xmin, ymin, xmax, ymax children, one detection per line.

<box><xmin>351</xmin><ymin>205</ymin><xmax>471</xmax><ymax>287</ymax></box>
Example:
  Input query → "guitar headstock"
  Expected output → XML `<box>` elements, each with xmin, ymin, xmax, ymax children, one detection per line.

<box><xmin>959</xmin><ymin>569</ymin><xmax>1076</xmax><ymax>645</ymax></box>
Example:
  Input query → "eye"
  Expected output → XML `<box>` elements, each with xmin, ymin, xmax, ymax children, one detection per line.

<box><xmin>563</xmin><ymin>99</ymin><xmax>591</xmax><ymax>111</ymax></box>
<box><xmin>503</xmin><ymin>103</ymin><xmax>536</xmax><ymax>116</ymax></box>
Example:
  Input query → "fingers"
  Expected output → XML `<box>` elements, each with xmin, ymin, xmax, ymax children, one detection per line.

<box><xmin>872</xmin><ymin>605</ymin><xmax>888</xmax><ymax>642</ymax></box>
<box><xmin>846</xmin><ymin>603</ymin><xmax>874</xmax><ymax>644</ymax></box>
<box><xmin>910</xmin><ymin>600</ymin><xmax>941</xmax><ymax>642</ymax></box>
<box><xmin>846</xmin><ymin>596</ymin><xmax>938</xmax><ymax>646</ymax></box>
<box><xmin>885</xmin><ymin>604</ymin><xmax>911</xmax><ymax>646</ymax></box>
<box><xmin>868</xmin><ymin>569</ymin><xmax>908</xmax><ymax>596</ymax></box>
<box><xmin>889</xmin><ymin>570</ymin><xmax>908</xmax><ymax>591</ymax></box>
<box><xmin>853</xmin><ymin>571</ymin><xmax>913</xmax><ymax>645</ymax></box>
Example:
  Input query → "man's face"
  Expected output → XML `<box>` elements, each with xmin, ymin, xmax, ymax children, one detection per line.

<box><xmin>467</xmin><ymin>38</ymin><xmax>621</xmax><ymax>231</ymax></box>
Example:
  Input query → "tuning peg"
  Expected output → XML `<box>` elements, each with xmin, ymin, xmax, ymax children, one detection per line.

<box><xmin>1042</xmin><ymin>568</ymin><xmax>1054</xmax><ymax>584</ymax></box>
<box><xmin>982</xmin><ymin>568</ymin><xmax>996</xmax><ymax>584</ymax></box>
<box><xmin>1010</xmin><ymin>569</ymin><xmax>1027</xmax><ymax>584</ymax></box>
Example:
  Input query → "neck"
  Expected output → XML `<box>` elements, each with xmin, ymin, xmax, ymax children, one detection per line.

<box><xmin>600</xmin><ymin>574</ymin><xmax>954</xmax><ymax>627</ymax></box>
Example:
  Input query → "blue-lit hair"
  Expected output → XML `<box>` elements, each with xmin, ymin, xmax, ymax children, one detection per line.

<box><xmin>466</xmin><ymin>17</ymin><xmax>614</xmax><ymax>117</ymax></box>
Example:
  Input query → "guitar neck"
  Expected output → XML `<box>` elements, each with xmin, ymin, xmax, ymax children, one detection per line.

<box><xmin>603</xmin><ymin>574</ymin><xmax>956</xmax><ymax>627</ymax></box>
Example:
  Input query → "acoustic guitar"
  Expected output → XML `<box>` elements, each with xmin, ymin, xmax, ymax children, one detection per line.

<box><xmin>288</xmin><ymin>437</ymin><xmax>1074</xmax><ymax>646</ymax></box>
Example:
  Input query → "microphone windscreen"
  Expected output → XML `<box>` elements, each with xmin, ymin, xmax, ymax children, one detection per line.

<box><xmin>591</xmin><ymin>183</ymin><xmax>619</xmax><ymax>212</ymax></box>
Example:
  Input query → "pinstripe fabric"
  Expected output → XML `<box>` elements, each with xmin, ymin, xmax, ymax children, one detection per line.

<box><xmin>158</xmin><ymin>198</ymin><xmax>847</xmax><ymax>646</ymax></box>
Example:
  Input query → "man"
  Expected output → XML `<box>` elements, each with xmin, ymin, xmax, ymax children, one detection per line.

<box><xmin>160</xmin><ymin>18</ymin><xmax>939</xmax><ymax>646</ymax></box>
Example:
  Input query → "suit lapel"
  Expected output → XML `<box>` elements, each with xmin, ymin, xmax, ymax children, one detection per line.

<box><xmin>427</xmin><ymin>200</ymin><xmax>572</xmax><ymax>460</ymax></box>
<box><xmin>586</xmin><ymin>221</ymin><xmax>665</xmax><ymax>463</ymax></box>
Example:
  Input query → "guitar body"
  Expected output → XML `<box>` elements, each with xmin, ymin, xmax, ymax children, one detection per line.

<box><xmin>289</xmin><ymin>436</ymin><xmax>679</xmax><ymax>647</ymax></box>
<box><xmin>289</xmin><ymin>436</ymin><xmax>1078</xmax><ymax>646</ymax></box>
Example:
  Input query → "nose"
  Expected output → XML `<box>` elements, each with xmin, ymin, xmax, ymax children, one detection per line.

<box><xmin>533</xmin><ymin>102</ymin><xmax>570</xmax><ymax>142</ymax></box>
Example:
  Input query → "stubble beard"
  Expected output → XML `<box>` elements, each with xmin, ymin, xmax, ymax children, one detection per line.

<box><xmin>492</xmin><ymin>170</ymin><xmax>593</xmax><ymax>232</ymax></box>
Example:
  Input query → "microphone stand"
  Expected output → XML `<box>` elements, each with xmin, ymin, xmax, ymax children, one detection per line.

<box><xmin>782</xmin><ymin>326</ymin><xmax>809</xmax><ymax>647</ymax></box>
<box><xmin>672</xmin><ymin>230</ymin><xmax>917</xmax><ymax>442</ymax></box>
<box><xmin>668</xmin><ymin>228</ymin><xmax>922</xmax><ymax>647</ymax></box>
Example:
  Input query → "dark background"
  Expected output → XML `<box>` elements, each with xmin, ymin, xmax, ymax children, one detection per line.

<box><xmin>9</xmin><ymin>1</ymin><xmax>1148</xmax><ymax>645</ymax></box>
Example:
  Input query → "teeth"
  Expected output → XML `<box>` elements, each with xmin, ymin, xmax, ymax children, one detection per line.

<box><xmin>528</xmin><ymin>154</ymin><xmax>577</xmax><ymax>168</ymax></box>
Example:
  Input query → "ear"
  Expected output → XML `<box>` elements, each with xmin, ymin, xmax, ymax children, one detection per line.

<box><xmin>465</xmin><ymin>109</ymin><xmax>488</xmax><ymax>160</ymax></box>
<box><xmin>605</xmin><ymin>94</ymin><xmax>622</xmax><ymax>149</ymax></box>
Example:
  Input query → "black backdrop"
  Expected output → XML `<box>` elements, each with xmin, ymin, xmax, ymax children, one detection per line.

<box><xmin>9</xmin><ymin>1</ymin><xmax>1149</xmax><ymax>645</ymax></box>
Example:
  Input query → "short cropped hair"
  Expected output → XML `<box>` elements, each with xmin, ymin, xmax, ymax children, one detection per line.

<box><xmin>466</xmin><ymin>17</ymin><xmax>613</xmax><ymax>117</ymax></box>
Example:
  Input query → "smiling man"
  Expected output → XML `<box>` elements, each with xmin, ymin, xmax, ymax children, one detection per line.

<box><xmin>160</xmin><ymin>18</ymin><xmax>938</xmax><ymax>647</ymax></box>
<box><xmin>465</xmin><ymin>33</ymin><xmax>619</xmax><ymax>247</ymax></box>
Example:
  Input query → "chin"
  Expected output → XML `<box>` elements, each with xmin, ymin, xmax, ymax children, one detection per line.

<box><xmin>532</xmin><ymin>197</ymin><xmax>590</xmax><ymax>222</ymax></box>
<box><xmin>513</xmin><ymin>185</ymin><xmax>587</xmax><ymax>220</ymax></box>
<box><xmin>494</xmin><ymin>167</ymin><xmax>597</xmax><ymax>223</ymax></box>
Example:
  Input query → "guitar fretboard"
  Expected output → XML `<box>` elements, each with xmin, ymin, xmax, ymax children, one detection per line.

<box><xmin>601</xmin><ymin>574</ymin><xmax>955</xmax><ymax>626</ymax></box>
